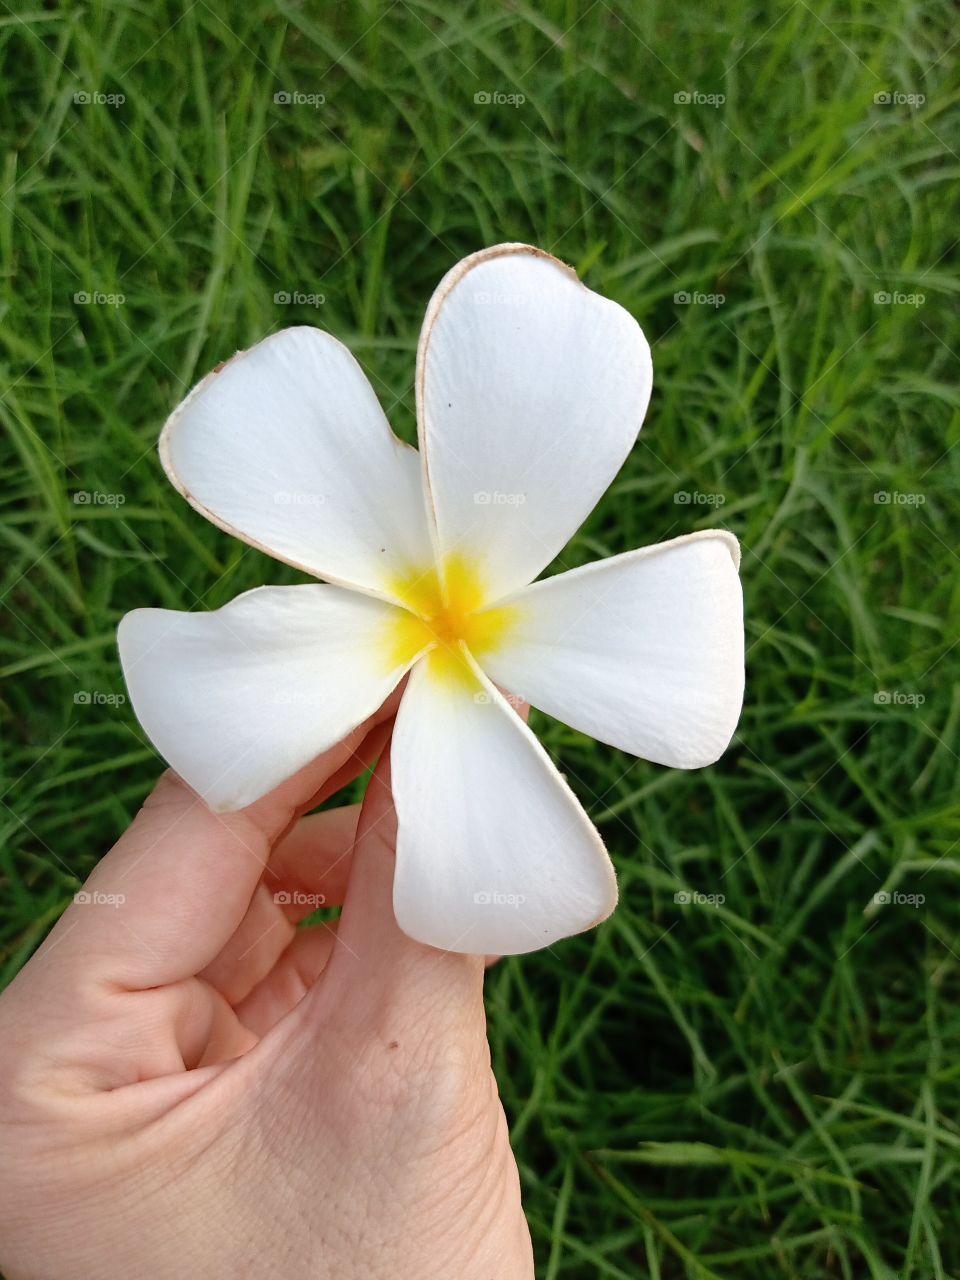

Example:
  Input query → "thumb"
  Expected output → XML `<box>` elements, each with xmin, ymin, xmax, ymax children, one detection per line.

<box><xmin>299</xmin><ymin>745</ymin><xmax>488</xmax><ymax>1048</ymax></box>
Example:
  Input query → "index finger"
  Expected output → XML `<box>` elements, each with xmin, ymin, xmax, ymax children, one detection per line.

<box><xmin>26</xmin><ymin>687</ymin><xmax>404</xmax><ymax>994</ymax></box>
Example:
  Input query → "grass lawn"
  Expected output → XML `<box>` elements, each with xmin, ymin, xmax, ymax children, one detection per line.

<box><xmin>1</xmin><ymin>1</ymin><xmax>958</xmax><ymax>1275</ymax></box>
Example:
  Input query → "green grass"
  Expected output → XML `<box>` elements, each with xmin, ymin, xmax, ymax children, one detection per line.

<box><xmin>1</xmin><ymin>0</ymin><xmax>959</xmax><ymax>1275</ymax></box>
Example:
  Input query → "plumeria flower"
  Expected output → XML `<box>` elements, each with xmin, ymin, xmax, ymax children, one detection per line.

<box><xmin>119</xmin><ymin>243</ymin><xmax>744</xmax><ymax>956</ymax></box>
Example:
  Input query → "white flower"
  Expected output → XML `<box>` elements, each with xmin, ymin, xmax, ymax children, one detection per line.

<box><xmin>119</xmin><ymin>243</ymin><xmax>744</xmax><ymax>956</ymax></box>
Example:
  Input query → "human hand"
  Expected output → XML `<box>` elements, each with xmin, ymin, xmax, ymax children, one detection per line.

<box><xmin>0</xmin><ymin>691</ymin><xmax>534</xmax><ymax>1279</ymax></box>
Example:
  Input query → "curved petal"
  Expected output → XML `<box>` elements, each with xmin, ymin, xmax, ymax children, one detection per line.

<box><xmin>390</xmin><ymin>654</ymin><xmax>617</xmax><ymax>955</ymax></box>
<box><xmin>415</xmin><ymin>244</ymin><xmax>652</xmax><ymax>602</ymax></box>
<box><xmin>118</xmin><ymin>585</ymin><xmax>428</xmax><ymax>811</ymax></box>
<box><xmin>481</xmin><ymin>531</ymin><xmax>744</xmax><ymax>769</ymax></box>
<box><xmin>161</xmin><ymin>327</ymin><xmax>434</xmax><ymax>601</ymax></box>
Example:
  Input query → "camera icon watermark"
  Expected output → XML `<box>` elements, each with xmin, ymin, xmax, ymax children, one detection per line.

<box><xmin>674</xmin><ymin>888</ymin><xmax>725</xmax><ymax>906</ymax></box>
<box><xmin>473</xmin><ymin>89</ymin><xmax>525</xmax><ymax>107</ymax></box>
<box><xmin>273</xmin><ymin>490</ymin><xmax>325</xmax><ymax>506</ymax></box>
<box><xmin>74</xmin><ymin>290</ymin><xmax>125</xmax><ymax>307</ymax></box>
<box><xmin>472</xmin><ymin>690</ymin><xmax>525</xmax><ymax>709</ymax></box>
<box><xmin>873</xmin><ymin>690</ymin><xmax>925</xmax><ymax>707</ymax></box>
<box><xmin>73</xmin><ymin>489</ymin><xmax>126</xmax><ymax>506</ymax></box>
<box><xmin>274</xmin><ymin>290</ymin><xmax>325</xmax><ymax>306</ymax></box>
<box><xmin>872</xmin><ymin>890</ymin><xmax>924</xmax><ymax>907</ymax></box>
<box><xmin>473</xmin><ymin>889</ymin><xmax>526</xmax><ymax>908</ymax></box>
<box><xmin>73</xmin><ymin>889</ymin><xmax>125</xmax><ymax>907</ymax></box>
<box><xmin>674</xmin><ymin>89</ymin><xmax>725</xmax><ymax>107</ymax></box>
<box><xmin>74</xmin><ymin>690</ymin><xmax>127</xmax><ymax>707</ymax></box>
<box><xmin>274</xmin><ymin>889</ymin><xmax>326</xmax><ymax>908</ymax></box>
<box><xmin>873</xmin><ymin>290</ymin><xmax>924</xmax><ymax>307</ymax></box>
<box><xmin>274</xmin><ymin>90</ymin><xmax>326</xmax><ymax>107</ymax></box>
<box><xmin>674</xmin><ymin>290</ymin><xmax>725</xmax><ymax>307</ymax></box>
<box><xmin>674</xmin><ymin>490</ymin><xmax>726</xmax><ymax>506</ymax></box>
<box><xmin>873</xmin><ymin>490</ymin><xmax>925</xmax><ymax>506</ymax></box>
<box><xmin>73</xmin><ymin>90</ymin><xmax>125</xmax><ymax>107</ymax></box>
<box><xmin>474</xmin><ymin>490</ymin><xmax>526</xmax><ymax>505</ymax></box>
<box><xmin>874</xmin><ymin>90</ymin><xmax>925</xmax><ymax>107</ymax></box>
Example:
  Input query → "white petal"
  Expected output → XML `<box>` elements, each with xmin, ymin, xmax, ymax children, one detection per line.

<box><xmin>161</xmin><ymin>327</ymin><xmax>434</xmax><ymax>600</ymax></box>
<box><xmin>390</xmin><ymin>656</ymin><xmax>617</xmax><ymax>955</ymax></box>
<box><xmin>118</xmin><ymin>586</ymin><xmax>427</xmax><ymax>811</ymax></box>
<box><xmin>416</xmin><ymin>244</ymin><xmax>652</xmax><ymax>601</ymax></box>
<box><xmin>482</xmin><ymin>531</ymin><xmax>744</xmax><ymax>768</ymax></box>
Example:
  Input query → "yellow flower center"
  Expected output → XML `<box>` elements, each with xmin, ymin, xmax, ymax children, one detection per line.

<box><xmin>384</xmin><ymin>553</ymin><xmax>519</xmax><ymax>686</ymax></box>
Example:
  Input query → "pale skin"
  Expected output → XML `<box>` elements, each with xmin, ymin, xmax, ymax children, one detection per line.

<box><xmin>0</xmin><ymin>688</ymin><xmax>534</xmax><ymax>1279</ymax></box>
